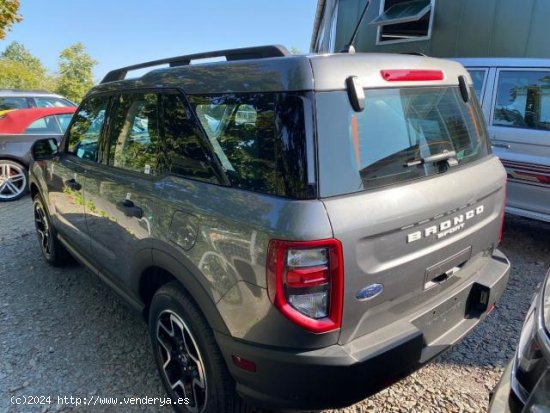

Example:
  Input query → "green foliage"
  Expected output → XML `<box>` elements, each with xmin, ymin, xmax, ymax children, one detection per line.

<box><xmin>0</xmin><ymin>59</ymin><xmax>43</xmax><ymax>89</ymax></box>
<box><xmin>55</xmin><ymin>43</ymin><xmax>97</xmax><ymax>103</ymax></box>
<box><xmin>0</xmin><ymin>41</ymin><xmax>56</xmax><ymax>90</ymax></box>
<box><xmin>0</xmin><ymin>0</ymin><xmax>22</xmax><ymax>40</ymax></box>
<box><xmin>2</xmin><ymin>41</ymin><xmax>46</xmax><ymax>75</ymax></box>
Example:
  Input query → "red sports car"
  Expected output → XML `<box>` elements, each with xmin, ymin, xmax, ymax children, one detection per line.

<box><xmin>0</xmin><ymin>107</ymin><xmax>76</xmax><ymax>134</ymax></box>
<box><xmin>0</xmin><ymin>107</ymin><xmax>76</xmax><ymax>201</ymax></box>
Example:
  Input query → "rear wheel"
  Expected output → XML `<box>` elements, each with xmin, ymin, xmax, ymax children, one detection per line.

<box><xmin>0</xmin><ymin>160</ymin><xmax>27</xmax><ymax>202</ymax></box>
<box><xmin>33</xmin><ymin>194</ymin><xmax>70</xmax><ymax>266</ymax></box>
<box><xmin>149</xmin><ymin>282</ymin><xmax>252</xmax><ymax>413</ymax></box>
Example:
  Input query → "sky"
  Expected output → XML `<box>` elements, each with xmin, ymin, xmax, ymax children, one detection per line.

<box><xmin>1</xmin><ymin>0</ymin><xmax>318</xmax><ymax>82</ymax></box>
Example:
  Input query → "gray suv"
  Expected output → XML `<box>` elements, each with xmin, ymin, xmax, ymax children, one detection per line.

<box><xmin>29</xmin><ymin>45</ymin><xmax>511</xmax><ymax>412</ymax></box>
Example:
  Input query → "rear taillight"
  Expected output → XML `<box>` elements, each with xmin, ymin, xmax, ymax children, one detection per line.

<box><xmin>381</xmin><ymin>69</ymin><xmax>445</xmax><ymax>82</ymax></box>
<box><xmin>267</xmin><ymin>239</ymin><xmax>344</xmax><ymax>333</ymax></box>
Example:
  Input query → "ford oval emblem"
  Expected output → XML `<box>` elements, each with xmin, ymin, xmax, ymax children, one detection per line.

<box><xmin>356</xmin><ymin>284</ymin><xmax>384</xmax><ymax>301</ymax></box>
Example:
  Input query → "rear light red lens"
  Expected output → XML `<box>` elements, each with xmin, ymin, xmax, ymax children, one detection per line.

<box><xmin>267</xmin><ymin>239</ymin><xmax>344</xmax><ymax>333</ymax></box>
<box><xmin>286</xmin><ymin>266</ymin><xmax>329</xmax><ymax>288</ymax></box>
<box><xmin>381</xmin><ymin>69</ymin><xmax>445</xmax><ymax>82</ymax></box>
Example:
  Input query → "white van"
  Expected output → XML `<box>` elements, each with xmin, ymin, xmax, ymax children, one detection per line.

<box><xmin>456</xmin><ymin>58</ymin><xmax>550</xmax><ymax>223</ymax></box>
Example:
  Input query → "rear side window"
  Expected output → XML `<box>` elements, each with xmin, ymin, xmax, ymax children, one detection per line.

<box><xmin>493</xmin><ymin>70</ymin><xmax>550</xmax><ymax>131</ymax></box>
<box><xmin>24</xmin><ymin>115</ymin><xmax>62</xmax><ymax>134</ymax></box>
<box><xmin>317</xmin><ymin>87</ymin><xmax>490</xmax><ymax>197</ymax></box>
<box><xmin>67</xmin><ymin>96</ymin><xmax>109</xmax><ymax>161</ymax></box>
<box><xmin>161</xmin><ymin>94</ymin><xmax>218</xmax><ymax>183</ymax></box>
<box><xmin>467</xmin><ymin>69</ymin><xmax>487</xmax><ymax>99</ymax></box>
<box><xmin>188</xmin><ymin>92</ymin><xmax>312</xmax><ymax>199</ymax></box>
<box><xmin>34</xmin><ymin>97</ymin><xmax>75</xmax><ymax>108</ymax></box>
<box><xmin>108</xmin><ymin>93</ymin><xmax>161</xmax><ymax>175</ymax></box>
<box><xmin>0</xmin><ymin>97</ymin><xmax>30</xmax><ymax>110</ymax></box>
<box><xmin>56</xmin><ymin>114</ymin><xmax>73</xmax><ymax>133</ymax></box>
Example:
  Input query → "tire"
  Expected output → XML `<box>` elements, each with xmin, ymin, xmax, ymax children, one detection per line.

<box><xmin>149</xmin><ymin>282</ymin><xmax>253</xmax><ymax>413</ymax></box>
<box><xmin>0</xmin><ymin>159</ymin><xmax>28</xmax><ymax>202</ymax></box>
<box><xmin>33</xmin><ymin>194</ymin><xmax>71</xmax><ymax>266</ymax></box>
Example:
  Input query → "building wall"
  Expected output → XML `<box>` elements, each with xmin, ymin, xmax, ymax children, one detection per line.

<box><xmin>321</xmin><ymin>0</ymin><xmax>550</xmax><ymax>58</ymax></box>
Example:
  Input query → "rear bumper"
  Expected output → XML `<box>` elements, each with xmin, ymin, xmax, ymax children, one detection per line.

<box><xmin>216</xmin><ymin>249</ymin><xmax>510</xmax><ymax>410</ymax></box>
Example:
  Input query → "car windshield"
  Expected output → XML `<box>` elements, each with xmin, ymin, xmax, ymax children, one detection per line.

<box><xmin>316</xmin><ymin>86</ymin><xmax>490</xmax><ymax>197</ymax></box>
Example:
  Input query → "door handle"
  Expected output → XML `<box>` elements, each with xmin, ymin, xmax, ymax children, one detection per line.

<box><xmin>492</xmin><ymin>142</ymin><xmax>511</xmax><ymax>149</ymax></box>
<box><xmin>116</xmin><ymin>199</ymin><xmax>143</xmax><ymax>219</ymax></box>
<box><xmin>64</xmin><ymin>178</ymin><xmax>82</xmax><ymax>191</ymax></box>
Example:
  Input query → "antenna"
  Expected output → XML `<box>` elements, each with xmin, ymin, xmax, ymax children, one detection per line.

<box><xmin>340</xmin><ymin>0</ymin><xmax>371</xmax><ymax>54</ymax></box>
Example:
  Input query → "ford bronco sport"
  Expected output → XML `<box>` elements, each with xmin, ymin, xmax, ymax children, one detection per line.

<box><xmin>29</xmin><ymin>45</ymin><xmax>510</xmax><ymax>412</ymax></box>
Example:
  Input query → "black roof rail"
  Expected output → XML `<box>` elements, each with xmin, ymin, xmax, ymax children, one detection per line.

<box><xmin>101</xmin><ymin>45</ymin><xmax>291</xmax><ymax>84</ymax></box>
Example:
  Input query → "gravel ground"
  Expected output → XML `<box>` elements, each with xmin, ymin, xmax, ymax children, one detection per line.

<box><xmin>1</xmin><ymin>195</ymin><xmax>549</xmax><ymax>413</ymax></box>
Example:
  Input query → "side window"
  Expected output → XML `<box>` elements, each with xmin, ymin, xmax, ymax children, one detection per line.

<box><xmin>467</xmin><ymin>69</ymin><xmax>487</xmax><ymax>99</ymax></box>
<box><xmin>34</xmin><ymin>97</ymin><xmax>73</xmax><ymax>108</ymax></box>
<box><xmin>24</xmin><ymin>115</ymin><xmax>62</xmax><ymax>134</ymax></box>
<box><xmin>189</xmin><ymin>93</ymin><xmax>309</xmax><ymax>197</ymax></box>
<box><xmin>162</xmin><ymin>94</ymin><xmax>218</xmax><ymax>182</ymax></box>
<box><xmin>494</xmin><ymin>70</ymin><xmax>550</xmax><ymax>131</ymax></box>
<box><xmin>67</xmin><ymin>96</ymin><xmax>109</xmax><ymax>161</ymax></box>
<box><xmin>0</xmin><ymin>97</ymin><xmax>30</xmax><ymax>110</ymax></box>
<box><xmin>108</xmin><ymin>93</ymin><xmax>161</xmax><ymax>175</ymax></box>
<box><xmin>55</xmin><ymin>114</ymin><xmax>73</xmax><ymax>133</ymax></box>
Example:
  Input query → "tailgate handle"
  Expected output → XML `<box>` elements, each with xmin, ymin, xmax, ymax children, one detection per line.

<box><xmin>424</xmin><ymin>247</ymin><xmax>472</xmax><ymax>290</ymax></box>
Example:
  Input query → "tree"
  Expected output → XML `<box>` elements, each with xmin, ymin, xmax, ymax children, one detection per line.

<box><xmin>0</xmin><ymin>0</ymin><xmax>22</xmax><ymax>40</ymax></box>
<box><xmin>2</xmin><ymin>41</ymin><xmax>46</xmax><ymax>76</ymax></box>
<box><xmin>0</xmin><ymin>59</ymin><xmax>43</xmax><ymax>89</ymax></box>
<box><xmin>56</xmin><ymin>43</ymin><xmax>97</xmax><ymax>103</ymax></box>
<box><xmin>0</xmin><ymin>41</ymin><xmax>55</xmax><ymax>90</ymax></box>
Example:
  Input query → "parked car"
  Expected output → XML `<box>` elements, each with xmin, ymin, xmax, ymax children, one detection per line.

<box><xmin>0</xmin><ymin>107</ymin><xmax>76</xmax><ymax>201</ymax></box>
<box><xmin>0</xmin><ymin>89</ymin><xmax>76</xmax><ymax>111</ymax></box>
<box><xmin>29</xmin><ymin>45</ymin><xmax>510</xmax><ymax>412</ymax></box>
<box><xmin>455</xmin><ymin>58</ymin><xmax>550</xmax><ymax>223</ymax></box>
<box><xmin>489</xmin><ymin>267</ymin><xmax>550</xmax><ymax>412</ymax></box>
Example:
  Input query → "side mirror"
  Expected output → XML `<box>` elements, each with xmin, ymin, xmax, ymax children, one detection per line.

<box><xmin>31</xmin><ymin>138</ymin><xmax>59</xmax><ymax>161</ymax></box>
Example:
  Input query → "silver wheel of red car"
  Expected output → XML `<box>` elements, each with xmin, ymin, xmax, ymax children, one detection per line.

<box><xmin>0</xmin><ymin>160</ymin><xmax>27</xmax><ymax>201</ymax></box>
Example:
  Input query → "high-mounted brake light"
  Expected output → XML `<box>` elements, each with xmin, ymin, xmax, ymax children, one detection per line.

<box><xmin>381</xmin><ymin>69</ymin><xmax>444</xmax><ymax>82</ymax></box>
<box><xmin>267</xmin><ymin>239</ymin><xmax>344</xmax><ymax>333</ymax></box>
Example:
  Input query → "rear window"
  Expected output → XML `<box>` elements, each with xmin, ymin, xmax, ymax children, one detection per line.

<box><xmin>0</xmin><ymin>97</ymin><xmax>30</xmax><ymax>110</ymax></box>
<box><xmin>317</xmin><ymin>86</ymin><xmax>490</xmax><ymax>197</ymax></box>
<box><xmin>188</xmin><ymin>92</ymin><xmax>313</xmax><ymax>199</ymax></box>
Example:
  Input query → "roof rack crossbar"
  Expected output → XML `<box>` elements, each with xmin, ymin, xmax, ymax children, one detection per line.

<box><xmin>101</xmin><ymin>45</ymin><xmax>290</xmax><ymax>84</ymax></box>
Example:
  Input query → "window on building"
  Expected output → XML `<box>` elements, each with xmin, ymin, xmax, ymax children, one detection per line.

<box><xmin>493</xmin><ymin>70</ymin><xmax>550</xmax><ymax>131</ymax></box>
<box><xmin>370</xmin><ymin>0</ymin><xmax>433</xmax><ymax>43</ymax></box>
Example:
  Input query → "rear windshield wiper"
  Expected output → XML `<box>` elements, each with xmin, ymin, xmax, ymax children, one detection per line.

<box><xmin>406</xmin><ymin>150</ymin><xmax>458</xmax><ymax>167</ymax></box>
